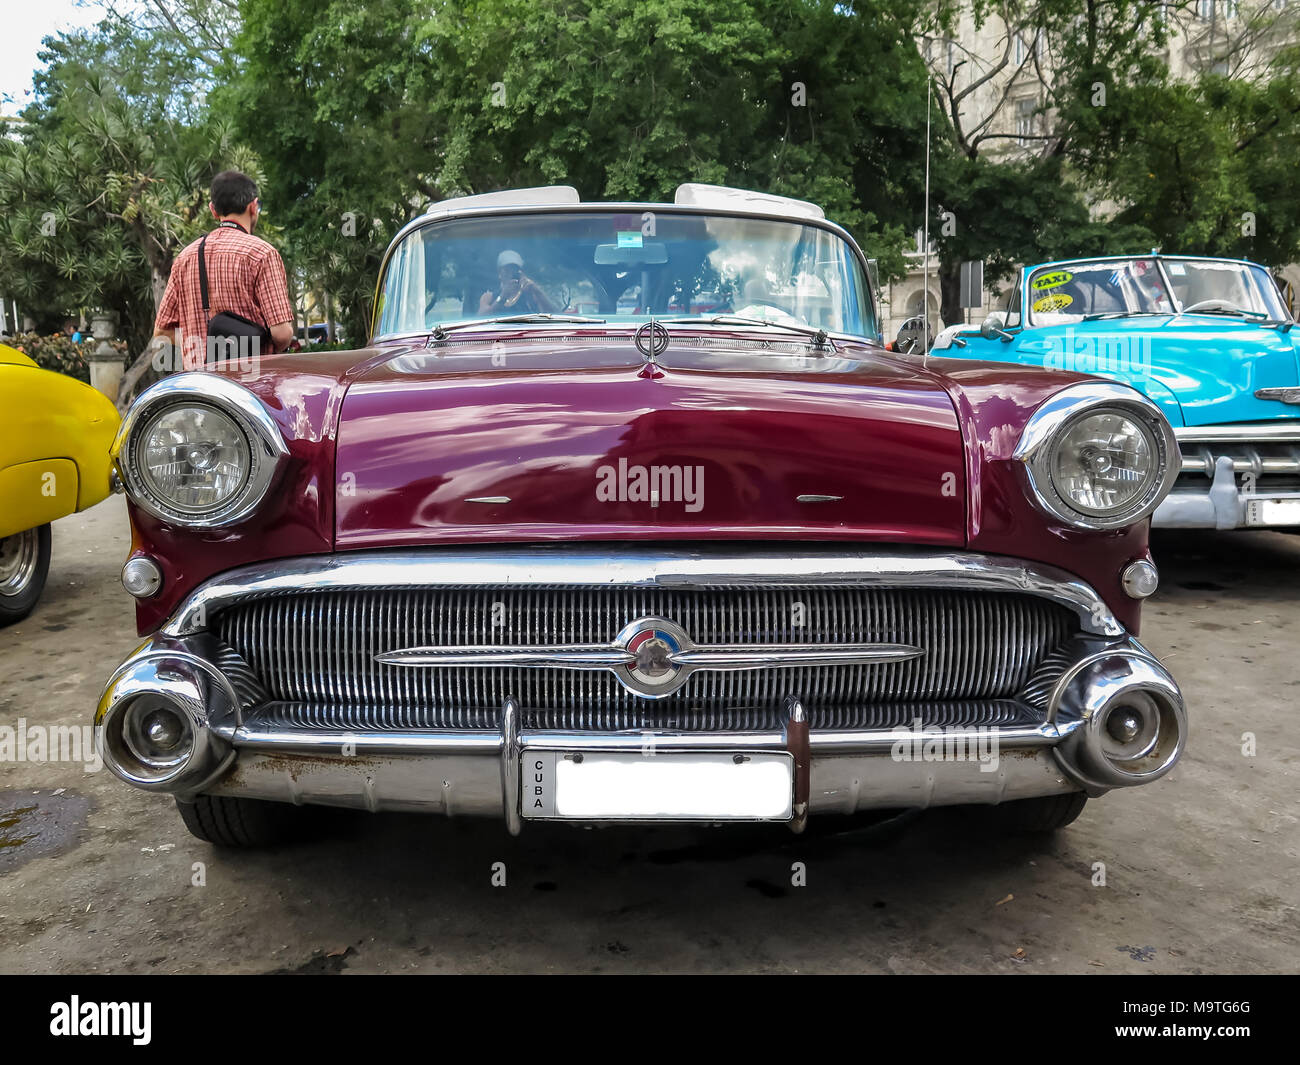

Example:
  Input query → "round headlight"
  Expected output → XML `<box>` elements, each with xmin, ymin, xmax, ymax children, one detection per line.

<box><xmin>138</xmin><ymin>404</ymin><xmax>251</xmax><ymax>515</ymax></box>
<box><xmin>1015</xmin><ymin>384</ymin><xmax>1179</xmax><ymax>530</ymax></box>
<box><xmin>113</xmin><ymin>374</ymin><xmax>289</xmax><ymax>527</ymax></box>
<box><xmin>1050</xmin><ymin>410</ymin><xmax>1159</xmax><ymax>517</ymax></box>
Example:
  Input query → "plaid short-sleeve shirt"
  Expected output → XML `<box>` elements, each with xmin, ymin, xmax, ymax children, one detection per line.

<box><xmin>155</xmin><ymin>222</ymin><xmax>294</xmax><ymax>366</ymax></box>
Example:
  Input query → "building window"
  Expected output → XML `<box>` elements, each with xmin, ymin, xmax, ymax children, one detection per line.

<box><xmin>926</xmin><ymin>38</ymin><xmax>957</xmax><ymax>78</ymax></box>
<box><xmin>1198</xmin><ymin>0</ymin><xmax>1215</xmax><ymax>18</ymax></box>
<box><xmin>1015</xmin><ymin>98</ymin><xmax>1037</xmax><ymax>146</ymax></box>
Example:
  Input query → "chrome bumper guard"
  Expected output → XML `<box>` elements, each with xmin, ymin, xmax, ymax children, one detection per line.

<box><xmin>1157</xmin><ymin>427</ymin><xmax>1300</xmax><ymax>529</ymax></box>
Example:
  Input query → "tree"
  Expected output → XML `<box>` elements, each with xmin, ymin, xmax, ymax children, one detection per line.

<box><xmin>223</xmin><ymin>0</ymin><xmax>939</xmax><ymax>340</ymax></box>
<box><xmin>1079</xmin><ymin>35</ymin><xmax>1300</xmax><ymax>266</ymax></box>
<box><xmin>0</xmin><ymin>8</ymin><xmax>256</xmax><ymax>355</ymax></box>
<box><xmin>920</xmin><ymin>1</ymin><xmax>1199</xmax><ymax>322</ymax></box>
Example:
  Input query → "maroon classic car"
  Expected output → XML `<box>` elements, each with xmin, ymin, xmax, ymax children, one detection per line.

<box><xmin>97</xmin><ymin>184</ymin><xmax>1187</xmax><ymax>846</ymax></box>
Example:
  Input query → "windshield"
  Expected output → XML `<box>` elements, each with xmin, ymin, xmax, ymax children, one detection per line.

<box><xmin>375</xmin><ymin>209</ymin><xmax>874</xmax><ymax>338</ymax></box>
<box><xmin>1026</xmin><ymin>257</ymin><xmax>1289</xmax><ymax>324</ymax></box>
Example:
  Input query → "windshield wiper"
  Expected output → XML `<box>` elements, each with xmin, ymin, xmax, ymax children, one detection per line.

<box><xmin>429</xmin><ymin>313</ymin><xmax>606</xmax><ymax>341</ymax></box>
<box><xmin>1082</xmin><ymin>310</ymin><xmax>1168</xmax><ymax>321</ymax></box>
<box><xmin>1179</xmin><ymin>306</ymin><xmax>1267</xmax><ymax>319</ymax></box>
<box><xmin>661</xmin><ymin>314</ymin><xmax>837</xmax><ymax>351</ymax></box>
<box><xmin>1172</xmin><ymin>305</ymin><xmax>1295</xmax><ymax>331</ymax></box>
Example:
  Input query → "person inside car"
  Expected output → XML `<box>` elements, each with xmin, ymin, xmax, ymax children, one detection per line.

<box><xmin>479</xmin><ymin>250</ymin><xmax>555</xmax><ymax>316</ymax></box>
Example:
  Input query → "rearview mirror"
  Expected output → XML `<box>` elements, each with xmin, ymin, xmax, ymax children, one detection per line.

<box><xmin>594</xmin><ymin>243</ymin><xmax>668</xmax><ymax>266</ymax></box>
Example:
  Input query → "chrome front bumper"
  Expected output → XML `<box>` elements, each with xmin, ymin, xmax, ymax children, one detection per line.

<box><xmin>95</xmin><ymin>548</ymin><xmax>1188</xmax><ymax>831</ymax></box>
<box><xmin>1156</xmin><ymin>425</ymin><xmax>1300</xmax><ymax>529</ymax></box>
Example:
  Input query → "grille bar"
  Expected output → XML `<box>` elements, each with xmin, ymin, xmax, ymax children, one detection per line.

<box><xmin>1179</xmin><ymin>440</ymin><xmax>1300</xmax><ymax>479</ymax></box>
<box><xmin>242</xmin><ymin>698</ymin><xmax>1043</xmax><ymax>734</ymax></box>
<box><xmin>215</xmin><ymin>586</ymin><xmax>1075</xmax><ymax>728</ymax></box>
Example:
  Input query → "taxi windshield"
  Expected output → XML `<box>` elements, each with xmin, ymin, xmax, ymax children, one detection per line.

<box><xmin>375</xmin><ymin>209</ymin><xmax>874</xmax><ymax>338</ymax></box>
<box><xmin>1027</xmin><ymin>257</ymin><xmax>1288</xmax><ymax>324</ymax></box>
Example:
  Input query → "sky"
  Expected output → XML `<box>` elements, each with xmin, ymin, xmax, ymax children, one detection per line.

<box><xmin>1</xmin><ymin>0</ymin><xmax>108</xmax><ymax>117</ymax></box>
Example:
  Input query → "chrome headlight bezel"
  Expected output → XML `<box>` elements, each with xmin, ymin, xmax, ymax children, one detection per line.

<box><xmin>1015</xmin><ymin>383</ymin><xmax>1179</xmax><ymax>530</ymax></box>
<box><xmin>112</xmin><ymin>374</ymin><xmax>289</xmax><ymax>527</ymax></box>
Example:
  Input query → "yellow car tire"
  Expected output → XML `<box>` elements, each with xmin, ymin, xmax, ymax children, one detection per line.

<box><xmin>0</xmin><ymin>523</ymin><xmax>52</xmax><ymax>626</ymax></box>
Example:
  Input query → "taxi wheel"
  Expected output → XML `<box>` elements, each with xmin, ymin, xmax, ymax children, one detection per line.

<box><xmin>176</xmin><ymin>795</ymin><xmax>306</xmax><ymax>848</ymax></box>
<box><xmin>0</xmin><ymin>525</ymin><xmax>52</xmax><ymax>627</ymax></box>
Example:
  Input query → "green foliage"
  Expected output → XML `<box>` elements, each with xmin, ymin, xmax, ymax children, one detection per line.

<box><xmin>1079</xmin><ymin>68</ymin><xmax>1300</xmax><ymax>264</ymax></box>
<box><xmin>6</xmin><ymin>0</ymin><xmax>1300</xmax><ymax>344</ymax></box>
<box><xmin>225</xmin><ymin>0</ymin><xmax>937</xmax><ymax>338</ymax></box>
<box><xmin>3</xmin><ymin>332</ymin><xmax>128</xmax><ymax>383</ymax></box>
<box><xmin>0</xmin><ymin>9</ymin><xmax>260</xmax><ymax>352</ymax></box>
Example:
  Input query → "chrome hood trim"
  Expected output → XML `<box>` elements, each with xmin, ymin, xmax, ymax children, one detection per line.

<box><xmin>160</xmin><ymin>545</ymin><xmax>1125</xmax><ymax>638</ymax></box>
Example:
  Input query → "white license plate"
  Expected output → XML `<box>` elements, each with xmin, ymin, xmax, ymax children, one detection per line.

<box><xmin>521</xmin><ymin>750</ymin><xmax>793</xmax><ymax>821</ymax></box>
<box><xmin>1246</xmin><ymin>498</ymin><xmax>1300</xmax><ymax>525</ymax></box>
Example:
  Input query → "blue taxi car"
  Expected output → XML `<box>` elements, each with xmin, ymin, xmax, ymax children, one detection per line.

<box><xmin>937</xmin><ymin>254</ymin><xmax>1299</xmax><ymax>529</ymax></box>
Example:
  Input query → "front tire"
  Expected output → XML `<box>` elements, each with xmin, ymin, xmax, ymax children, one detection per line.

<box><xmin>176</xmin><ymin>795</ymin><xmax>306</xmax><ymax>848</ymax></box>
<box><xmin>0</xmin><ymin>525</ymin><xmax>52</xmax><ymax>626</ymax></box>
<box><xmin>991</xmin><ymin>792</ymin><xmax>1088</xmax><ymax>833</ymax></box>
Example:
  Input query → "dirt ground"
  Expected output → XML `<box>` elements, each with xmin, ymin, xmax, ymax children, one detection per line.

<box><xmin>0</xmin><ymin>495</ymin><xmax>1295</xmax><ymax>974</ymax></box>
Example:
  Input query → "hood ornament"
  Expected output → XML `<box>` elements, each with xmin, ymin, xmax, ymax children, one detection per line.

<box><xmin>634</xmin><ymin>319</ymin><xmax>670</xmax><ymax>378</ymax></box>
<box><xmin>1255</xmin><ymin>387</ymin><xmax>1300</xmax><ymax>405</ymax></box>
<box><xmin>375</xmin><ymin>615</ymin><xmax>924</xmax><ymax>700</ymax></box>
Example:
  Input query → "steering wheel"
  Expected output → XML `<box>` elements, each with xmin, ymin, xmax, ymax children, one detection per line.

<box><xmin>734</xmin><ymin>304</ymin><xmax>805</xmax><ymax>326</ymax></box>
<box><xmin>1182</xmin><ymin>298</ymin><xmax>1250</xmax><ymax>315</ymax></box>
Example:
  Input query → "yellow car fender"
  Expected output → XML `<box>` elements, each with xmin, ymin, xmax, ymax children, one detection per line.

<box><xmin>0</xmin><ymin>343</ymin><xmax>121</xmax><ymax>540</ymax></box>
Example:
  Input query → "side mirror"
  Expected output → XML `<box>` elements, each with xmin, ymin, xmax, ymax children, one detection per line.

<box><xmin>979</xmin><ymin>317</ymin><xmax>1014</xmax><ymax>343</ymax></box>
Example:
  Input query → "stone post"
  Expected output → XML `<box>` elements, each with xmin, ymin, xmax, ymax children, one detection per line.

<box><xmin>87</xmin><ymin>312</ymin><xmax>126</xmax><ymax>403</ymax></box>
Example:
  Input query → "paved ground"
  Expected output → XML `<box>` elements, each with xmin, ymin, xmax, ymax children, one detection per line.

<box><xmin>0</xmin><ymin>495</ymin><xmax>1295</xmax><ymax>974</ymax></box>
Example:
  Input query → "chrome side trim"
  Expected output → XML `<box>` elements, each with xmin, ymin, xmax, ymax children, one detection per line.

<box><xmin>162</xmin><ymin>545</ymin><xmax>1126</xmax><ymax>638</ymax></box>
<box><xmin>1253</xmin><ymin>387</ymin><xmax>1300</xmax><ymax>405</ymax></box>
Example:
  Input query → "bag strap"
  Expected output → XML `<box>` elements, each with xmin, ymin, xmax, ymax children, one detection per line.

<box><xmin>198</xmin><ymin>222</ymin><xmax>245</xmax><ymax>320</ymax></box>
<box><xmin>198</xmin><ymin>233</ymin><xmax>211</xmax><ymax>318</ymax></box>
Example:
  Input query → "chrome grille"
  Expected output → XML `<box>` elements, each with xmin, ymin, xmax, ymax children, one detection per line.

<box><xmin>214</xmin><ymin>586</ymin><xmax>1076</xmax><ymax>729</ymax></box>
<box><xmin>1179</xmin><ymin>438</ymin><xmax>1300</xmax><ymax>488</ymax></box>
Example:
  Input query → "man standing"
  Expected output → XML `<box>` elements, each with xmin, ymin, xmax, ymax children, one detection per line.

<box><xmin>154</xmin><ymin>170</ymin><xmax>295</xmax><ymax>369</ymax></box>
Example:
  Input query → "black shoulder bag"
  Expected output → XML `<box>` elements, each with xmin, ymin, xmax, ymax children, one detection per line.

<box><xmin>198</xmin><ymin>226</ymin><xmax>272</xmax><ymax>367</ymax></box>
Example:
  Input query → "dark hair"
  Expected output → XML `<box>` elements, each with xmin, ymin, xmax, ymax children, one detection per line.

<box><xmin>210</xmin><ymin>170</ymin><xmax>259</xmax><ymax>216</ymax></box>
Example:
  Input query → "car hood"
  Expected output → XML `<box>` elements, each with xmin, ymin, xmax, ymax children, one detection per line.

<box><xmin>1013</xmin><ymin>314</ymin><xmax>1300</xmax><ymax>427</ymax></box>
<box><xmin>332</xmin><ymin>337</ymin><xmax>969</xmax><ymax>549</ymax></box>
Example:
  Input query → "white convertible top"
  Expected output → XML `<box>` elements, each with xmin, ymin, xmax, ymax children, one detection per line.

<box><xmin>411</xmin><ymin>182</ymin><xmax>826</xmax><ymax>224</ymax></box>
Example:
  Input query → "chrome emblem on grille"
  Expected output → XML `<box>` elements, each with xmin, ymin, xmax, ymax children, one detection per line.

<box><xmin>618</xmin><ymin>618</ymin><xmax>689</xmax><ymax>697</ymax></box>
<box><xmin>375</xmin><ymin>614</ymin><xmax>925</xmax><ymax>701</ymax></box>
